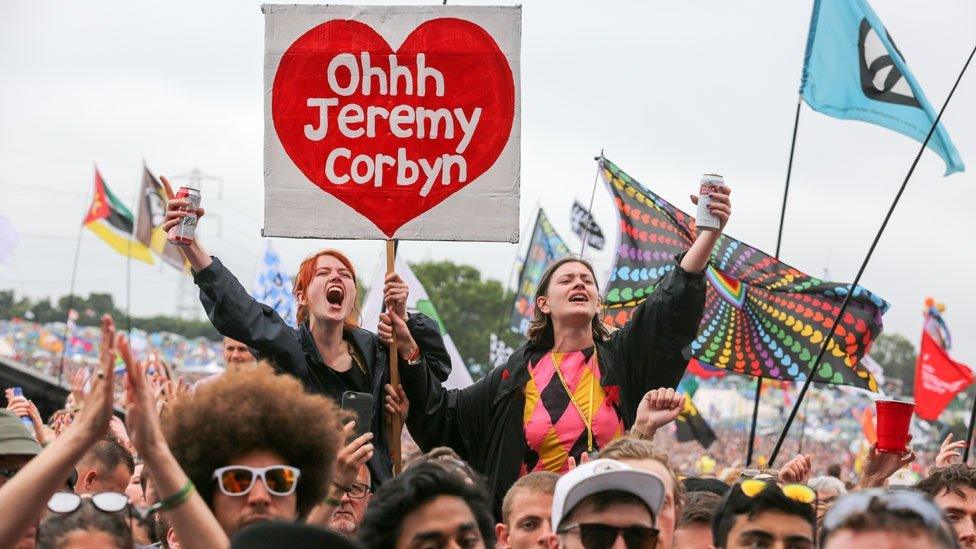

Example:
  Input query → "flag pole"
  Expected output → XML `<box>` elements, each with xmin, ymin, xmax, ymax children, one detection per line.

<box><xmin>769</xmin><ymin>42</ymin><xmax>976</xmax><ymax>466</ymax></box>
<box><xmin>579</xmin><ymin>151</ymin><xmax>605</xmax><ymax>257</ymax></box>
<box><xmin>385</xmin><ymin>239</ymin><xmax>403</xmax><ymax>475</ymax></box>
<box><xmin>746</xmin><ymin>96</ymin><xmax>803</xmax><ymax>466</ymax></box>
<box><xmin>965</xmin><ymin>385</ymin><xmax>976</xmax><ymax>463</ymax></box>
<box><xmin>58</xmin><ymin>170</ymin><xmax>95</xmax><ymax>385</ymax></box>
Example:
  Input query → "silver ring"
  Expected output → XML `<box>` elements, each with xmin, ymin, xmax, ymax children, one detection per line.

<box><xmin>96</xmin><ymin>371</ymin><xmax>105</xmax><ymax>379</ymax></box>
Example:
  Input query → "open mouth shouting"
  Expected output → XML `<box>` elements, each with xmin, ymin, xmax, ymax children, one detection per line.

<box><xmin>326</xmin><ymin>285</ymin><xmax>345</xmax><ymax>308</ymax></box>
<box><xmin>569</xmin><ymin>291</ymin><xmax>590</xmax><ymax>304</ymax></box>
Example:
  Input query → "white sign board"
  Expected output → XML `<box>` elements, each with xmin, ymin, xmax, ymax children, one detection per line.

<box><xmin>263</xmin><ymin>4</ymin><xmax>521</xmax><ymax>241</ymax></box>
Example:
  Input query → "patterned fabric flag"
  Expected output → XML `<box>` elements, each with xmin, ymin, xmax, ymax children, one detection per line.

<box><xmin>0</xmin><ymin>213</ymin><xmax>18</xmax><ymax>265</ymax></box>
<box><xmin>135</xmin><ymin>165</ymin><xmax>189</xmax><ymax>272</ymax></box>
<box><xmin>675</xmin><ymin>396</ymin><xmax>717</xmax><ymax>449</ymax></box>
<box><xmin>801</xmin><ymin>0</ymin><xmax>963</xmax><ymax>175</ymax></box>
<box><xmin>914</xmin><ymin>311</ymin><xmax>972</xmax><ymax>421</ymax></box>
<box><xmin>600</xmin><ymin>158</ymin><xmax>889</xmax><ymax>390</ymax></box>
<box><xmin>84</xmin><ymin>169</ymin><xmax>155</xmax><ymax>265</ymax></box>
<box><xmin>510</xmin><ymin>209</ymin><xmax>571</xmax><ymax>334</ymax></box>
<box><xmin>251</xmin><ymin>241</ymin><xmax>297</xmax><ymax>328</ymax></box>
<box><xmin>570</xmin><ymin>201</ymin><xmax>605</xmax><ymax>250</ymax></box>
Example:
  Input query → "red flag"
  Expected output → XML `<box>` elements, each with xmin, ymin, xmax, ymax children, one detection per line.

<box><xmin>914</xmin><ymin>330</ymin><xmax>973</xmax><ymax>421</ymax></box>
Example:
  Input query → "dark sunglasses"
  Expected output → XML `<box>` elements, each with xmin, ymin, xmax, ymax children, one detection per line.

<box><xmin>557</xmin><ymin>523</ymin><xmax>659</xmax><ymax>549</ymax></box>
<box><xmin>213</xmin><ymin>465</ymin><xmax>300</xmax><ymax>497</ymax></box>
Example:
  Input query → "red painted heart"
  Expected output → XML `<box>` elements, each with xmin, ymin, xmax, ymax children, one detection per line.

<box><xmin>272</xmin><ymin>18</ymin><xmax>515</xmax><ymax>237</ymax></box>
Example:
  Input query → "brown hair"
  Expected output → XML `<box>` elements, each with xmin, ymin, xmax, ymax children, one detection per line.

<box><xmin>677</xmin><ymin>491</ymin><xmax>722</xmax><ymax>528</ymax></box>
<box><xmin>598</xmin><ymin>436</ymin><xmax>685</xmax><ymax>513</ymax></box>
<box><xmin>293</xmin><ymin>249</ymin><xmax>360</xmax><ymax>327</ymax></box>
<box><xmin>821</xmin><ymin>496</ymin><xmax>955</xmax><ymax>548</ymax></box>
<box><xmin>917</xmin><ymin>464</ymin><xmax>976</xmax><ymax>500</ymax></box>
<box><xmin>162</xmin><ymin>366</ymin><xmax>343</xmax><ymax>519</ymax></box>
<box><xmin>502</xmin><ymin>471</ymin><xmax>560</xmax><ymax>525</ymax></box>
<box><xmin>526</xmin><ymin>257</ymin><xmax>611</xmax><ymax>347</ymax></box>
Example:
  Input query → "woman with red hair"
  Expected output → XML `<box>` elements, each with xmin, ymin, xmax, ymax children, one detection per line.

<box><xmin>161</xmin><ymin>182</ymin><xmax>450</xmax><ymax>487</ymax></box>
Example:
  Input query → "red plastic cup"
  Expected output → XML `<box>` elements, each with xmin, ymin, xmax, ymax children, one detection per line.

<box><xmin>875</xmin><ymin>400</ymin><xmax>914</xmax><ymax>453</ymax></box>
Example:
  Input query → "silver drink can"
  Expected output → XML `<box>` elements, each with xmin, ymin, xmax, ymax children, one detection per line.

<box><xmin>168</xmin><ymin>186</ymin><xmax>201</xmax><ymax>246</ymax></box>
<box><xmin>695</xmin><ymin>173</ymin><xmax>726</xmax><ymax>231</ymax></box>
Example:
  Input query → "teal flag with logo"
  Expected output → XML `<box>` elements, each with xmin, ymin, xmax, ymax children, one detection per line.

<box><xmin>800</xmin><ymin>0</ymin><xmax>964</xmax><ymax>175</ymax></box>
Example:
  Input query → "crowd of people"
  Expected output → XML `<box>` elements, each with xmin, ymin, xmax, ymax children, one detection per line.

<box><xmin>2</xmin><ymin>178</ymin><xmax>974</xmax><ymax>549</ymax></box>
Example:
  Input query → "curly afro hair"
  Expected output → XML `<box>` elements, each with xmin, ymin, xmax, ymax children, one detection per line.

<box><xmin>162</xmin><ymin>367</ymin><xmax>343</xmax><ymax>518</ymax></box>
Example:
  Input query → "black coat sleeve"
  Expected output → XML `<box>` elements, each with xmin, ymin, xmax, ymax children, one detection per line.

<box><xmin>607</xmin><ymin>254</ymin><xmax>706</xmax><ymax>421</ymax></box>
<box><xmin>405</xmin><ymin>313</ymin><xmax>451</xmax><ymax>383</ymax></box>
<box><xmin>193</xmin><ymin>256</ymin><xmax>302</xmax><ymax>377</ymax></box>
<box><xmin>399</xmin><ymin>356</ymin><xmax>498</xmax><ymax>466</ymax></box>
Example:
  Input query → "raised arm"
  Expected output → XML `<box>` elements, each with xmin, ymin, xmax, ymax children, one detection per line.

<box><xmin>0</xmin><ymin>316</ymin><xmax>117</xmax><ymax>547</ymax></box>
<box><xmin>159</xmin><ymin>176</ymin><xmax>297</xmax><ymax>371</ymax></box>
<box><xmin>608</xmin><ymin>186</ymin><xmax>730</xmax><ymax>419</ymax></box>
<box><xmin>119</xmin><ymin>331</ymin><xmax>229</xmax><ymax>549</ymax></box>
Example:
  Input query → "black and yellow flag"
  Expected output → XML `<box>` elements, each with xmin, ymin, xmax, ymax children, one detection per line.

<box><xmin>675</xmin><ymin>396</ymin><xmax>717</xmax><ymax>449</ymax></box>
<box><xmin>84</xmin><ymin>169</ymin><xmax>154</xmax><ymax>264</ymax></box>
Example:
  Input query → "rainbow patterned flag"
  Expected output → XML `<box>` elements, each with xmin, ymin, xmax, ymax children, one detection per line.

<box><xmin>600</xmin><ymin>158</ymin><xmax>888</xmax><ymax>390</ymax></box>
<box><xmin>509</xmin><ymin>209</ymin><xmax>571</xmax><ymax>334</ymax></box>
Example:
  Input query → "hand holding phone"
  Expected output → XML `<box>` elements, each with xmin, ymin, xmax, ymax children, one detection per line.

<box><xmin>341</xmin><ymin>391</ymin><xmax>374</xmax><ymax>439</ymax></box>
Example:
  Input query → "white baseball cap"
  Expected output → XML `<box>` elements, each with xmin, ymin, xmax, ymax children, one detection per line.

<box><xmin>551</xmin><ymin>458</ymin><xmax>665</xmax><ymax>533</ymax></box>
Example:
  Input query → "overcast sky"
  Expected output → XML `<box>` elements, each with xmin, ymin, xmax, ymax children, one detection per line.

<box><xmin>0</xmin><ymin>0</ymin><xmax>973</xmax><ymax>366</ymax></box>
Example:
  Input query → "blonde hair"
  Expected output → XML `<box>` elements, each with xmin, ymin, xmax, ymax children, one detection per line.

<box><xmin>598</xmin><ymin>436</ymin><xmax>685</xmax><ymax>512</ymax></box>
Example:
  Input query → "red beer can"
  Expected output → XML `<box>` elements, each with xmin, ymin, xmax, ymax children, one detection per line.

<box><xmin>168</xmin><ymin>186</ymin><xmax>201</xmax><ymax>247</ymax></box>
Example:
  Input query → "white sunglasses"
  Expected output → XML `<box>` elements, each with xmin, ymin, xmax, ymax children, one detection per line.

<box><xmin>212</xmin><ymin>465</ymin><xmax>301</xmax><ymax>497</ymax></box>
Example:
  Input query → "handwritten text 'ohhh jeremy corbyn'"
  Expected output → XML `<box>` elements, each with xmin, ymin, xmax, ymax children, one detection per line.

<box><xmin>302</xmin><ymin>53</ymin><xmax>484</xmax><ymax>197</ymax></box>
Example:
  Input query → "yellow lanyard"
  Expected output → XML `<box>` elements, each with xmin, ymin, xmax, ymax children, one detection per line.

<box><xmin>550</xmin><ymin>351</ymin><xmax>597</xmax><ymax>452</ymax></box>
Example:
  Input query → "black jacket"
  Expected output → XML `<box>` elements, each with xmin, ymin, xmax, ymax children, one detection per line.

<box><xmin>399</xmin><ymin>258</ymin><xmax>706</xmax><ymax>514</ymax></box>
<box><xmin>192</xmin><ymin>256</ymin><xmax>452</xmax><ymax>486</ymax></box>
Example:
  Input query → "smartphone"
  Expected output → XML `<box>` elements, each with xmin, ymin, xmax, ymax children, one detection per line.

<box><xmin>341</xmin><ymin>391</ymin><xmax>374</xmax><ymax>439</ymax></box>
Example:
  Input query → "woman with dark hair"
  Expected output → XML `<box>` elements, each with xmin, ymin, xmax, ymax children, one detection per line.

<box><xmin>160</xmin><ymin>177</ymin><xmax>451</xmax><ymax>487</ymax></box>
<box><xmin>385</xmin><ymin>185</ymin><xmax>731</xmax><ymax>513</ymax></box>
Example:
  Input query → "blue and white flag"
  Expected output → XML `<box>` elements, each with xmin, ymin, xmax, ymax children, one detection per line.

<box><xmin>252</xmin><ymin>240</ymin><xmax>297</xmax><ymax>328</ymax></box>
<box><xmin>800</xmin><ymin>0</ymin><xmax>964</xmax><ymax>175</ymax></box>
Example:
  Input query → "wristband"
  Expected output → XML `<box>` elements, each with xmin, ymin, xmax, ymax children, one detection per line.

<box><xmin>158</xmin><ymin>480</ymin><xmax>195</xmax><ymax>511</ymax></box>
<box><xmin>325</xmin><ymin>496</ymin><xmax>342</xmax><ymax>507</ymax></box>
<box><xmin>404</xmin><ymin>346</ymin><xmax>421</xmax><ymax>364</ymax></box>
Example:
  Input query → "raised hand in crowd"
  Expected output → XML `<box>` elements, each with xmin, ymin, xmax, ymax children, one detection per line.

<box><xmin>68</xmin><ymin>366</ymin><xmax>89</xmax><ymax>413</ymax></box>
<box><xmin>935</xmin><ymin>433</ymin><xmax>966</xmax><ymax>469</ymax></box>
<box><xmin>307</xmin><ymin>420</ymin><xmax>375</xmax><ymax>526</ymax></box>
<box><xmin>108</xmin><ymin>415</ymin><xmax>135</xmax><ymax>457</ymax></box>
<box><xmin>4</xmin><ymin>389</ymin><xmax>47</xmax><ymax>445</ymax></box>
<box><xmin>859</xmin><ymin>439</ymin><xmax>916</xmax><ymax>489</ymax></box>
<box><xmin>777</xmin><ymin>453</ymin><xmax>813</xmax><ymax>484</ymax></box>
<box><xmin>118</xmin><ymin>324</ymin><xmax>229</xmax><ymax>548</ymax></box>
<box><xmin>160</xmin><ymin>175</ymin><xmax>211</xmax><ymax>271</ymax></box>
<box><xmin>0</xmin><ymin>314</ymin><xmax>117</xmax><ymax>547</ymax></box>
<box><xmin>631</xmin><ymin>387</ymin><xmax>686</xmax><ymax>440</ymax></box>
<box><xmin>566</xmin><ymin>451</ymin><xmax>590</xmax><ymax>471</ymax></box>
